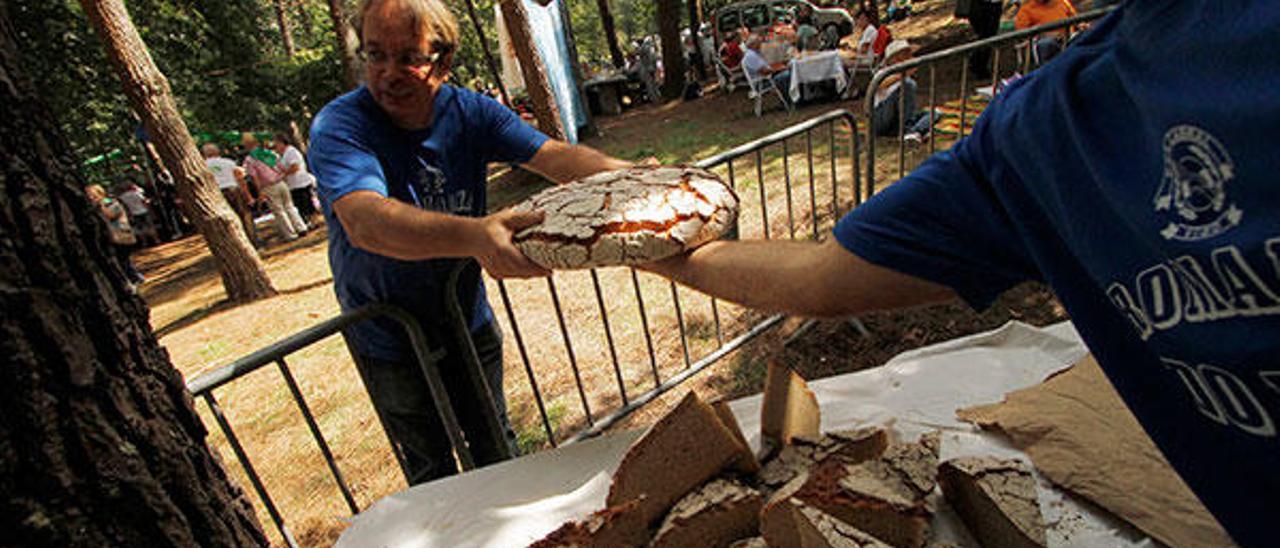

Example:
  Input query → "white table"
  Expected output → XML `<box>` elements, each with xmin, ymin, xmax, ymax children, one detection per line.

<box><xmin>789</xmin><ymin>50</ymin><xmax>848</xmax><ymax>102</ymax></box>
<box><xmin>338</xmin><ymin>321</ymin><xmax>1151</xmax><ymax>547</ymax></box>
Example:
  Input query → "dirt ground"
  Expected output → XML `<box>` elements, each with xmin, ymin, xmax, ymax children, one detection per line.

<box><xmin>135</xmin><ymin>2</ymin><xmax>1070</xmax><ymax>545</ymax></box>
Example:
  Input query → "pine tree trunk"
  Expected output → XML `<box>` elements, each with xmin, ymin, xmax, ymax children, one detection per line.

<box><xmin>0</xmin><ymin>7</ymin><xmax>268</xmax><ymax>546</ymax></box>
<box><xmin>273</xmin><ymin>0</ymin><xmax>296</xmax><ymax>57</ymax></box>
<box><xmin>657</xmin><ymin>0</ymin><xmax>686</xmax><ymax>100</ymax></box>
<box><xmin>79</xmin><ymin>0</ymin><xmax>277</xmax><ymax>303</ymax></box>
<box><xmin>327</xmin><ymin>0</ymin><xmax>361</xmax><ymax>88</ymax></box>
<box><xmin>595</xmin><ymin>0</ymin><xmax>625</xmax><ymax>69</ymax></box>
<box><xmin>500</xmin><ymin>0</ymin><xmax>566</xmax><ymax>141</ymax></box>
<box><xmin>686</xmin><ymin>0</ymin><xmax>706</xmax><ymax>80</ymax></box>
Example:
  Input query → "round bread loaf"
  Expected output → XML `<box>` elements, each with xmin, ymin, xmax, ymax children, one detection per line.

<box><xmin>513</xmin><ymin>166</ymin><xmax>738</xmax><ymax>269</ymax></box>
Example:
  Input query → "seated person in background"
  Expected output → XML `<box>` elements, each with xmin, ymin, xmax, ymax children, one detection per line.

<box><xmin>853</xmin><ymin>8</ymin><xmax>879</xmax><ymax>62</ymax></box>
<box><xmin>741</xmin><ymin>34</ymin><xmax>793</xmax><ymax>103</ymax></box>
<box><xmin>795</xmin><ymin>5</ymin><xmax>820</xmax><ymax>50</ymax></box>
<box><xmin>719</xmin><ymin>32</ymin><xmax>745</xmax><ymax>68</ymax></box>
<box><xmin>871</xmin><ymin>40</ymin><xmax>934</xmax><ymax>144</ymax></box>
<box><xmin>1015</xmin><ymin>0</ymin><xmax>1078</xmax><ymax>64</ymax></box>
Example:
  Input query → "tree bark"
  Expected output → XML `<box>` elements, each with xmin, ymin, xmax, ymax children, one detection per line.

<box><xmin>657</xmin><ymin>0</ymin><xmax>686</xmax><ymax>100</ymax></box>
<box><xmin>273</xmin><ymin>0</ymin><xmax>296</xmax><ymax>57</ymax></box>
<box><xmin>595</xmin><ymin>0</ymin><xmax>625</xmax><ymax>69</ymax></box>
<box><xmin>0</xmin><ymin>6</ymin><xmax>269</xmax><ymax>546</ymax></box>
<box><xmin>686</xmin><ymin>0</ymin><xmax>706</xmax><ymax>80</ymax></box>
<box><xmin>327</xmin><ymin>0</ymin><xmax>361</xmax><ymax>88</ymax></box>
<box><xmin>500</xmin><ymin>0</ymin><xmax>566</xmax><ymax>141</ymax></box>
<box><xmin>80</xmin><ymin>0</ymin><xmax>277</xmax><ymax>303</ymax></box>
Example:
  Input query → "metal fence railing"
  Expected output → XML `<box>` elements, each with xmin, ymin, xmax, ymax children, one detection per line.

<box><xmin>184</xmin><ymin>109</ymin><xmax>863</xmax><ymax>546</ymax></box>
<box><xmin>862</xmin><ymin>6</ymin><xmax>1115</xmax><ymax>195</ymax></box>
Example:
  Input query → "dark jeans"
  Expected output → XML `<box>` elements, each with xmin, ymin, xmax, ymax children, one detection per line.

<box><xmin>872</xmin><ymin>78</ymin><xmax>934</xmax><ymax>137</ymax></box>
<box><xmin>354</xmin><ymin>321</ymin><xmax>517</xmax><ymax>485</ymax></box>
<box><xmin>290</xmin><ymin>186</ymin><xmax>317</xmax><ymax>219</ymax></box>
<box><xmin>967</xmin><ymin>0</ymin><xmax>1002</xmax><ymax>79</ymax></box>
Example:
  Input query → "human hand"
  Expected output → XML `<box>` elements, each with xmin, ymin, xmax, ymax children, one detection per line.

<box><xmin>474</xmin><ymin>209</ymin><xmax>552</xmax><ymax>279</ymax></box>
<box><xmin>636</xmin><ymin>156</ymin><xmax>661</xmax><ymax>167</ymax></box>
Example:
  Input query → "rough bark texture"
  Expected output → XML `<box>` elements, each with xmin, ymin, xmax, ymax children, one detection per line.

<box><xmin>273</xmin><ymin>0</ymin><xmax>296</xmax><ymax>57</ymax></box>
<box><xmin>327</xmin><ymin>0</ymin><xmax>361</xmax><ymax>88</ymax></box>
<box><xmin>657</xmin><ymin>0</ymin><xmax>686</xmax><ymax>100</ymax></box>
<box><xmin>687</xmin><ymin>0</ymin><xmax>706</xmax><ymax>80</ymax></box>
<box><xmin>595</xmin><ymin>0</ymin><xmax>625</xmax><ymax>68</ymax></box>
<box><xmin>80</xmin><ymin>0</ymin><xmax>277</xmax><ymax>302</ymax></box>
<box><xmin>0</xmin><ymin>6</ymin><xmax>269</xmax><ymax>546</ymax></box>
<box><xmin>501</xmin><ymin>0</ymin><xmax>566</xmax><ymax>141</ymax></box>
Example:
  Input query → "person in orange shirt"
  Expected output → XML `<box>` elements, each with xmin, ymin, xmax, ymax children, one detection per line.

<box><xmin>1015</xmin><ymin>0</ymin><xmax>1078</xmax><ymax>65</ymax></box>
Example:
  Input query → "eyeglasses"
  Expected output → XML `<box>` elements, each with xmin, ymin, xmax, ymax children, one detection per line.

<box><xmin>357</xmin><ymin>47</ymin><xmax>442</xmax><ymax>70</ymax></box>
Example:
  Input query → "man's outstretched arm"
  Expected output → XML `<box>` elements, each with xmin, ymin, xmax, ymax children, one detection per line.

<box><xmin>643</xmin><ymin>238</ymin><xmax>956</xmax><ymax>317</ymax></box>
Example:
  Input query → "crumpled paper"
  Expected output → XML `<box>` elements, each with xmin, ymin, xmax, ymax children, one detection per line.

<box><xmin>958</xmin><ymin>355</ymin><xmax>1234</xmax><ymax>548</ymax></box>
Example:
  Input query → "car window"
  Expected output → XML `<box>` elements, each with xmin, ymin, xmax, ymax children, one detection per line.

<box><xmin>717</xmin><ymin>10</ymin><xmax>741</xmax><ymax>35</ymax></box>
<box><xmin>742</xmin><ymin>5</ymin><xmax>769</xmax><ymax>28</ymax></box>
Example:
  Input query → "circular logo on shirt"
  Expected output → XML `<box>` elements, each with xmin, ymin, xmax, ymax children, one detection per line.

<box><xmin>1153</xmin><ymin>125</ymin><xmax>1241</xmax><ymax>241</ymax></box>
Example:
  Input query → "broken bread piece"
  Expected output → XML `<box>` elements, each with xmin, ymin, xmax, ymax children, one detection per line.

<box><xmin>607</xmin><ymin>392</ymin><xmax>744</xmax><ymax>527</ymax></box>
<box><xmin>650</xmin><ymin>478</ymin><xmax>763</xmax><ymax>548</ymax></box>
<box><xmin>760</xmin><ymin>361</ymin><xmax>821</xmax><ymax>459</ymax></box>
<box><xmin>938</xmin><ymin>457</ymin><xmax>1046</xmax><ymax>548</ymax></box>
<box><xmin>758</xmin><ymin>428</ymin><xmax>890</xmax><ymax>491</ymax></box>
<box><xmin>761</xmin><ymin>493</ymin><xmax>892</xmax><ymax>548</ymax></box>
<box><xmin>528</xmin><ymin>497</ymin><xmax>648</xmax><ymax>548</ymax></box>
<box><xmin>712</xmin><ymin>399</ymin><xmax>762</xmax><ymax>474</ymax></box>
<box><xmin>792</xmin><ymin>435</ymin><xmax>941</xmax><ymax>547</ymax></box>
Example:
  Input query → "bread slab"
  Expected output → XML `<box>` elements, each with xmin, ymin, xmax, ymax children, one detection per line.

<box><xmin>938</xmin><ymin>457</ymin><xmax>1046</xmax><ymax>548</ymax></box>
<box><xmin>760</xmin><ymin>361</ymin><xmax>821</xmax><ymax>459</ymax></box>
<box><xmin>513</xmin><ymin>166</ymin><xmax>738</xmax><ymax>269</ymax></box>
<box><xmin>606</xmin><ymin>392</ymin><xmax>744</xmax><ymax>528</ymax></box>
<box><xmin>651</xmin><ymin>479</ymin><xmax>763</xmax><ymax>548</ymax></box>
<box><xmin>759</xmin><ymin>428</ymin><xmax>889</xmax><ymax>491</ymax></box>
<box><xmin>792</xmin><ymin>435</ymin><xmax>941</xmax><ymax>548</ymax></box>
<box><xmin>712</xmin><ymin>399</ymin><xmax>762</xmax><ymax>474</ymax></box>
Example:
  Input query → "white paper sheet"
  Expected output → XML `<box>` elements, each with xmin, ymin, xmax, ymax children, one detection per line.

<box><xmin>339</xmin><ymin>321</ymin><xmax>1152</xmax><ymax>547</ymax></box>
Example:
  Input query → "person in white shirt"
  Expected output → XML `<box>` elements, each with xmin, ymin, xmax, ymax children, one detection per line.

<box><xmin>201</xmin><ymin>142</ymin><xmax>259</xmax><ymax>246</ymax></box>
<box><xmin>741</xmin><ymin>35</ymin><xmax>793</xmax><ymax>106</ymax></box>
<box><xmin>115</xmin><ymin>181</ymin><xmax>159</xmax><ymax>246</ymax></box>
<box><xmin>855</xmin><ymin>8</ymin><xmax>879</xmax><ymax>61</ymax></box>
<box><xmin>272</xmin><ymin>132</ymin><xmax>320</xmax><ymax>222</ymax></box>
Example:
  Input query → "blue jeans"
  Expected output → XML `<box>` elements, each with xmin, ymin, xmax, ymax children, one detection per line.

<box><xmin>353</xmin><ymin>321</ymin><xmax>517</xmax><ymax>485</ymax></box>
<box><xmin>772</xmin><ymin>70</ymin><xmax>793</xmax><ymax>104</ymax></box>
<box><xmin>872</xmin><ymin>77</ymin><xmax>934</xmax><ymax>136</ymax></box>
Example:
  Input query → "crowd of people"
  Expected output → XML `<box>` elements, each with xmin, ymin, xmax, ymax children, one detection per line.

<box><xmin>200</xmin><ymin>131</ymin><xmax>321</xmax><ymax>249</ymax></box>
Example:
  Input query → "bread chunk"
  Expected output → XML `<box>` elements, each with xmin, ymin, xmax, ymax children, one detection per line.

<box><xmin>758</xmin><ymin>428</ymin><xmax>889</xmax><ymax>491</ymax></box>
<box><xmin>528</xmin><ymin>498</ymin><xmax>648</xmax><ymax>548</ymax></box>
<box><xmin>651</xmin><ymin>479</ymin><xmax>763</xmax><ymax>548</ymax></box>
<box><xmin>792</xmin><ymin>435</ymin><xmax>941</xmax><ymax>547</ymax></box>
<box><xmin>607</xmin><ymin>392</ymin><xmax>744</xmax><ymax>527</ymax></box>
<box><xmin>938</xmin><ymin>457</ymin><xmax>1046</xmax><ymax>548</ymax></box>
<box><xmin>712</xmin><ymin>399</ymin><xmax>762</xmax><ymax>474</ymax></box>
<box><xmin>760</xmin><ymin>362</ymin><xmax>821</xmax><ymax>459</ymax></box>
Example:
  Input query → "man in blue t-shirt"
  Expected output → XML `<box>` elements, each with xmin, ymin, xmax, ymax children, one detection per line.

<box><xmin>309</xmin><ymin>0</ymin><xmax>630</xmax><ymax>484</ymax></box>
<box><xmin>646</xmin><ymin>4</ymin><xmax>1276</xmax><ymax>545</ymax></box>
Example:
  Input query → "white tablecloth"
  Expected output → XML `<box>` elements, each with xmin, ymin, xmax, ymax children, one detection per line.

<box><xmin>789</xmin><ymin>50</ymin><xmax>847</xmax><ymax>102</ymax></box>
<box><xmin>338</xmin><ymin>321</ymin><xmax>1154</xmax><ymax>547</ymax></box>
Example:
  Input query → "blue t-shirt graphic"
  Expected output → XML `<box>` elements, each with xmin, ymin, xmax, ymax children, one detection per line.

<box><xmin>309</xmin><ymin>84</ymin><xmax>547</xmax><ymax>360</ymax></box>
<box><xmin>835</xmin><ymin>4</ymin><xmax>1277</xmax><ymax>546</ymax></box>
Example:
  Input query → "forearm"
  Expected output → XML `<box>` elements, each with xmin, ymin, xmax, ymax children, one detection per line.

<box><xmin>649</xmin><ymin>239</ymin><xmax>956</xmax><ymax>317</ymax></box>
<box><xmin>523</xmin><ymin>140</ymin><xmax>632</xmax><ymax>184</ymax></box>
<box><xmin>341</xmin><ymin>195</ymin><xmax>482</xmax><ymax>261</ymax></box>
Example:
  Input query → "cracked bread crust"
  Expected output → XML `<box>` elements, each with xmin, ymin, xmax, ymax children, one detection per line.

<box><xmin>651</xmin><ymin>479</ymin><xmax>763</xmax><ymax>548</ymax></box>
<box><xmin>938</xmin><ymin>457</ymin><xmax>1046</xmax><ymax>548</ymax></box>
<box><xmin>512</xmin><ymin>166</ymin><xmax>738</xmax><ymax>269</ymax></box>
<box><xmin>795</xmin><ymin>504</ymin><xmax>895</xmax><ymax>547</ymax></box>
<box><xmin>528</xmin><ymin>497</ymin><xmax>647</xmax><ymax>548</ymax></box>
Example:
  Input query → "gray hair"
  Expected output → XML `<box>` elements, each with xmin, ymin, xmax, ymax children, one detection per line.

<box><xmin>355</xmin><ymin>0</ymin><xmax>460</xmax><ymax>57</ymax></box>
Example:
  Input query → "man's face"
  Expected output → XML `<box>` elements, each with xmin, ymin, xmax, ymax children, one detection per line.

<box><xmin>362</xmin><ymin>1</ymin><xmax>449</xmax><ymax>128</ymax></box>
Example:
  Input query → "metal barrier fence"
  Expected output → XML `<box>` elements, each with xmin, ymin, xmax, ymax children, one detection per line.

<box><xmin>862</xmin><ymin>6</ymin><xmax>1115</xmax><ymax>195</ymax></box>
<box><xmin>185</xmin><ymin>109</ymin><xmax>863</xmax><ymax>546</ymax></box>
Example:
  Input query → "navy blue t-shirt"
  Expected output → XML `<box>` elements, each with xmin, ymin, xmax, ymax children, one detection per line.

<box><xmin>835</xmin><ymin>4</ymin><xmax>1277</xmax><ymax>545</ymax></box>
<box><xmin>309</xmin><ymin>84</ymin><xmax>548</xmax><ymax>360</ymax></box>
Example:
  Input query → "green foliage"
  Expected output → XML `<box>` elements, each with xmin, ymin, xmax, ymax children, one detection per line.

<box><xmin>10</xmin><ymin>0</ymin><xmax>345</xmax><ymax>179</ymax></box>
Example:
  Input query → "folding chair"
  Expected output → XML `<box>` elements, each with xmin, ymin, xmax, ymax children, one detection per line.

<box><xmin>714</xmin><ymin>55</ymin><xmax>747</xmax><ymax>93</ymax></box>
<box><xmin>743</xmin><ymin>66</ymin><xmax>794</xmax><ymax>117</ymax></box>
